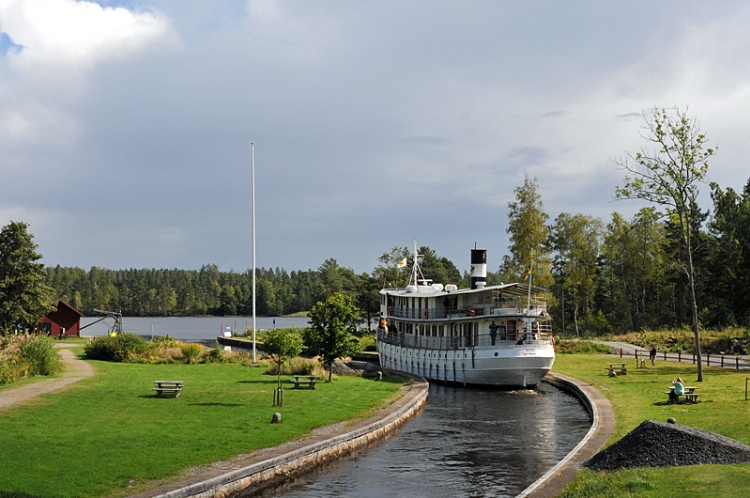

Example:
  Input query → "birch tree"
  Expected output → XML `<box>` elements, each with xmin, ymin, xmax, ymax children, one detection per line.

<box><xmin>615</xmin><ymin>106</ymin><xmax>716</xmax><ymax>381</ymax></box>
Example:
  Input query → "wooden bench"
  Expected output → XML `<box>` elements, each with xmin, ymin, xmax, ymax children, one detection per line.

<box><xmin>291</xmin><ymin>375</ymin><xmax>316</xmax><ymax>390</ymax></box>
<box><xmin>665</xmin><ymin>386</ymin><xmax>700</xmax><ymax>404</ymax></box>
<box><xmin>607</xmin><ymin>363</ymin><xmax>627</xmax><ymax>376</ymax></box>
<box><xmin>153</xmin><ymin>380</ymin><xmax>183</xmax><ymax>398</ymax></box>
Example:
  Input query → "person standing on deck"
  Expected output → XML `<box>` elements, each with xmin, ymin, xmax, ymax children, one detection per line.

<box><xmin>489</xmin><ymin>321</ymin><xmax>499</xmax><ymax>346</ymax></box>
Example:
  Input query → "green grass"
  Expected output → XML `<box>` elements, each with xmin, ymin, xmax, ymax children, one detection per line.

<box><xmin>553</xmin><ymin>353</ymin><xmax>750</xmax><ymax>496</ymax></box>
<box><xmin>0</xmin><ymin>361</ymin><xmax>403</xmax><ymax>498</ymax></box>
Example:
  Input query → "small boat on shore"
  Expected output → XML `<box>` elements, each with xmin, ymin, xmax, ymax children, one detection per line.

<box><xmin>376</xmin><ymin>246</ymin><xmax>555</xmax><ymax>387</ymax></box>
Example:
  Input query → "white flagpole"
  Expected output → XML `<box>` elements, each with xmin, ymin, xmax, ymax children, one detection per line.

<box><xmin>252</xmin><ymin>142</ymin><xmax>257</xmax><ymax>364</ymax></box>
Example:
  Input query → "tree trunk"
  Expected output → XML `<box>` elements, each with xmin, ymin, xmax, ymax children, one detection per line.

<box><xmin>573</xmin><ymin>287</ymin><xmax>580</xmax><ymax>337</ymax></box>
<box><xmin>686</xmin><ymin>250</ymin><xmax>704</xmax><ymax>381</ymax></box>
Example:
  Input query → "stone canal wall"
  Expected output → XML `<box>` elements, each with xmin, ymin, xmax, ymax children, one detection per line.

<box><xmin>133</xmin><ymin>374</ymin><xmax>428</xmax><ymax>498</ymax></box>
<box><xmin>517</xmin><ymin>372</ymin><xmax>615</xmax><ymax>498</ymax></box>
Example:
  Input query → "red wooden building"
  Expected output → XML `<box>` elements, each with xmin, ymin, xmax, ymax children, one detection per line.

<box><xmin>39</xmin><ymin>300</ymin><xmax>84</xmax><ymax>338</ymax></box>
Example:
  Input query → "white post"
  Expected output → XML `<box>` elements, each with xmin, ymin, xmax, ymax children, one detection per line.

<box><xmin>252</xmin><ymin>142</ymin><xmax>257</xmax><ymax>364</ymax></box>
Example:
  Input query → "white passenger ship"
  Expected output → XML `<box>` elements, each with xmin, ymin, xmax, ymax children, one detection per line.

<box><xmin>376</xmin><ymin>247</ymin><xmax>555</xmax><ymax>387</ymax></box>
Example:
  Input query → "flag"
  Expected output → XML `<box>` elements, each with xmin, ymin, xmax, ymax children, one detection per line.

<box><xmin>522</xmin><ymin>267</ymin><xmax>531</xmax><ymax>281</ymax></box>
<box><xmin>397</xmin><ymin>258</ymin><xmax>407</xmax><ymax>268</ymax></box>
<box><xmin>417</xmin><ymin>255</ymin><xmax>424</xmax><ymax>265</ymax></box>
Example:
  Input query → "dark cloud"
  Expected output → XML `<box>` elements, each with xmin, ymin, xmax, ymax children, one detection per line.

<box><xmin>2</xmin><ymin>0</ymin><xmax>749</xmax><ymax>273</ymax></box>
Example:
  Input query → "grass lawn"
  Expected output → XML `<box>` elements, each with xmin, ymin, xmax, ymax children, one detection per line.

<box><xmin>553</xmin><ymin>353</ymin><xmax>750</xmax><ymax>497</ymax></box>
<box><xmin>0</xmin><ymin>359</ymin><xmax>404</xmax><ymax>498</ymax></box>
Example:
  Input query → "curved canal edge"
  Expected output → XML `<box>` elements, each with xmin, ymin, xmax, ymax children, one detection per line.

<box><xmin>517</xmin><ymin>372</ymin><xmax>615</xmax><ymax>498</ymax></box>
<box><xmin>129</xmin><ymin>374</ymin><xmax>429</xmax><ymax>498</ymax></box>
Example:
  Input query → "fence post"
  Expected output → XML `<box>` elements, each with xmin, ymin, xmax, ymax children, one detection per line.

<box><xmin>663</xmin><ymin>351</ymin><xmax>667</xmax><ymax>361</ymax></box>
<box><xmin>620</xmin><ymin>348</ymin><xmax>623</xmax><ymax>358</ymax></box>
<box><xmin>737</xmin><ymin>357</ymin><xmax>740</xmax><ymax>370</ymax></box>
<box><xmin>635</xmin><ymin>350</ymin><xmax>638</xmax><ymax>360</ymax></box>
<box><xmin>693</xmin><ymin>353</ymin><xmax>696</xmax><ymax>364</ymax></box>
<box><xmin>721</xmin><ymin>356</ymin><xmax>724</xmax><ymax>368</ymax></box>
<box><xmin>707</xmin><ymin>354</ymin><xmax>710</xmax><ymax>366</ymax></box>
<box><xmin>678</xmin><ymin>352</ymin><xmax>681</xmax><ymax>363</ymax></box>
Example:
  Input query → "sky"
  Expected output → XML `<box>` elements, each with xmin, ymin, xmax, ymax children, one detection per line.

<box><xmin>2</xmin><ymin>1</ymin><xmax>750</xmax><ymax>276</ymax></box>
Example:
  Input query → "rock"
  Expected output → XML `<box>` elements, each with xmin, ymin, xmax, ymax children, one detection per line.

<box><xmin>585</xmin><ymin>420</ymin><xmax>750</xmax><ymax>471</ymax></box>
<box><xmin>271</xmin><ymin>412</ymin><xmax>282</xmax><ymax>424</ymax></box>
<box><xmin>667</xmin><ymin>417</ymin><xmax>677</xmax><ymax>424</ymax></box>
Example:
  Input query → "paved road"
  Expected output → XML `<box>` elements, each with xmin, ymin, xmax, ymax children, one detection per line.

<box><xmin>0</xmin><ymin>344</ymin><xmax>94</xmax><ymax>410</ymax></box>
<box><xmin>594</xmin><ymin>340</ymin><xmax>750</xmax><ymax>371</ymax></box>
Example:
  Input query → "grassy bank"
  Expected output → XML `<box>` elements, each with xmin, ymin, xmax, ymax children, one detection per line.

<box><xmin>553</xmin><ymin>353</ymin><xmax>750</xmax><ymax>497</ymax></box>
<box><xmin>0</xmin><ymin>359</ymin><xmax>404</xmax><ymax>498</ymax></box>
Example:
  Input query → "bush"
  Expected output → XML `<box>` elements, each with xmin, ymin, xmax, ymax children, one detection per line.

<box><xmin>204</xmin><ymin>342</ymin><xmax>226</xmax><ymax>363</ymax></box>
<box><xmin>180</xmin><ymin>343</ymin><xmax>203</xmax><ymax>364</ymax></box>
<box><xmin>358</xmin><ymin>334</ymin><xmax>376</xmax><ymax>352</ymax></box>
<box><xmin>264</xmin><ymin>357</ymin><xmax>320</xmax><ymax>376</ymax></box>
<box><xmin>0</xmin><ymin>334</ymin><xmax>61</xmax><ymax>384</ymax></box>
<box><xmin>19</xmin><ymin>335</ymin><xmax>61</xmax><ymax>376</ymax></box>
<box><xmin>84</xmin><ymin>333</ymin><xmax>146</xmax><ymax>362</ymax></box>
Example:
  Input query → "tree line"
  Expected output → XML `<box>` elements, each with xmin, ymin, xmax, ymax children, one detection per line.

<box><xmin>4</xmin><ymin>107</ymin><xmax>748</xmax><ymax>347</ymax></box>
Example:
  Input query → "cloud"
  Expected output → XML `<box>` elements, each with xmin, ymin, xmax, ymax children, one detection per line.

<box><xmin>0</xmin><ymin>0</ymin><xmax>176</xmax><ymax>158</ymax></box>
<box><xmin>0</xmin><ymin>0</ymin><xmax>174</xmax><ymax>73</ymax></box>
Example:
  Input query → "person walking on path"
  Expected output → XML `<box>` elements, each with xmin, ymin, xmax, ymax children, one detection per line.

<box><xmin>650</xmin><ymin>346</ymin><xmax>657</xmax><ymax>368</ymax></box>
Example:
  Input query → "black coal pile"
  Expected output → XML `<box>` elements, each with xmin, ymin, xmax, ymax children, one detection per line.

<box><xmin>585</xmin><ymin>420</ymin><xmax>750</xmax><ymax>471</ymax></box>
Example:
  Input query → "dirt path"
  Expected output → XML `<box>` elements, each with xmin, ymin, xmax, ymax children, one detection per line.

<box><xmin>0</xmin><ymin>344</ymin><xmax>94</xmax><ymax>410</ymax></box>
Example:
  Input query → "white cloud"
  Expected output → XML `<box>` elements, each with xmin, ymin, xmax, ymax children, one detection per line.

<box><xmin>0</xmin><ymin>0</ymin><xmax>176</xmax><ymax>152</ymax></box>
<box><xmin>0</xmin><ymin>0</ymin><xmax>174</xmax><ymax>73</ymax></box>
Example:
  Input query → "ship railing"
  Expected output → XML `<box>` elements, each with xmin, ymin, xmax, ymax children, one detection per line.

<box><xmin>376</xmin><ymin>328</ymin><xmax>554</xmax><ymax>350</ymax></box>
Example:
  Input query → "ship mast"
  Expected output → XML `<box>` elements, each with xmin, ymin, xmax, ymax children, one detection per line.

<box><xmin>407</xmin><ymin>239</ymin><xmax>429</xmax><ymax>286</ymax></box>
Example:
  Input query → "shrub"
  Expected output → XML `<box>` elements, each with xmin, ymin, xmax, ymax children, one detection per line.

<box><xmin>0</xmin><ymin>334</ymin><xmax>60</xmax><ymax>384</ymax></box>
<box><xmin>358</xmin><ymin>334</ymin><xmax>376</xmax><ymax>352</ymax></box>
<box><xmin>265</xmin><ymin>357</ymin><xmax>319</xmax><ymax>376</ymax></box>
<box><xmin>204</xmin><ymin>342</ymin><xmax>226</xmax><ymax>363</ymax></box>
<box><xmin>18</xmin><ymin>335</ymin><xmax>61</xmax><ymax>376</ymax></box>
<box><xmin>84</xmin><ymin>333</ymin><xmax>146</xmax><ymax>362</ymax></box>
<box><xmin>180</xmin><ymin>343</ymin><xmax>203</xmax><ymax>364</ymax></box>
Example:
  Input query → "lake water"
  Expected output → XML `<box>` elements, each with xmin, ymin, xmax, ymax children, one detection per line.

<box><xmin>80</xmin><ymin>315</ymin><xmax>311</xmax><ymax>342</ymax></box>
<box><xmin>263</xmin><ymin>383</ymin><xmax>590</xmax><ymax>498</ymax></box>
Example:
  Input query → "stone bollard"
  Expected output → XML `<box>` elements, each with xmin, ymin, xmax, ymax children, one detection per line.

<box><xmin>271</xmin><ymin>412</ymin><xmax>282</xmax><ymax>424</ymax></box>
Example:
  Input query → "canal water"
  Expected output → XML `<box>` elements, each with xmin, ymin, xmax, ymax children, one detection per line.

<box><xmin>264</xmin><ymin>383</ymin><xmax>590</xmax><ymax>498</ymax></box>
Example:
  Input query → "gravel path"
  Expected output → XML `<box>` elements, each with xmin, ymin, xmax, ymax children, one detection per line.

<box><xmin>0</xmin><ymin>344</ymin><xmax>94</xmax><ymax>410</ymax></box>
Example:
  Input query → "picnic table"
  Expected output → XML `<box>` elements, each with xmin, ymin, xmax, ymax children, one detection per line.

<box><xmin>665</xmin><ymin>385</ymin><xmax>700</xmax><ymax>403</ymax></box>
<box><xmin>291</xmin><ymin>375</ymin><xmax>316</xmax><ymax>390</ymax></box>
<box><xmin>153</xmin><ymin>380</ymin><xmax>183</xmax><ymax>398</ymax></box>
<box><xmin>607</xmin><ymin>363</ymin><xmax>627</xmax><ymax>376</ymax></box>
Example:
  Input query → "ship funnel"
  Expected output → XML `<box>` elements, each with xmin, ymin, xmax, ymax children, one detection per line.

<box><xmin>470</xmin><ymin>248</ymin><xmax>487</xmax><ymax>290</ymax></box>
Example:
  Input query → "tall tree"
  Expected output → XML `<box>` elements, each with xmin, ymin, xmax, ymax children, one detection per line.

<box><xmin>708</xmin><ymin>178</ymin><xmax>750</xmax><ymax>326</ymax></box>
<box><xmin>0</xmin><ymin>222</ymin><xmax>56</xmax><ymax>333</ymax></box>
<box><xmin>615</xmin><ymin>106</ymin><xmax>716</xmax><ymax>381</ymax></box>
<box><xmin>502</xmin><ymin>173</ymin><xmax>553</xmax><ymax>287</ymax></box>
<box><xmin>550</xmin><ymin>213</ymin><xmax>603</xmax><ymax>336</ymax></box>
<box><xmin>304</xmin><ymin>292</ymin><xmax>360</xmax><ymax>381</ymax></box>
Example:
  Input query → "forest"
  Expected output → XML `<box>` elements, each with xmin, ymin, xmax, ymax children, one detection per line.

<box><xmin>43</xmin><ymin>172</ymin><xmax>750</xmax><ymax>337</ymax></box>
<box><xmin>43</xmin><ymin>109</ymin><xmax>750</xmax><ymax>337</ymax></box>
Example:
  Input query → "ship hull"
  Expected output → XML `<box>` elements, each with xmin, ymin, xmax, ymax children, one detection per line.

<box><xmin>376</xmin><ymin>339</ymin><xmax>555</xmax><ymax>387</ymax></box>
